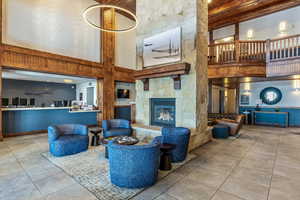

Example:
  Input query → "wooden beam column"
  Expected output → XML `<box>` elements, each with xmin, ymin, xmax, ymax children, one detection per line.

<box><xmin>100</xmin><ymin>8</ymin><xmax>116</xmax><ymax>120</ymax></box>
<box><xmin>235</xmin><ymin>87</ymin><xmax>240</xmax><ymax>114</ymax></box>
<box><xmin>208</xmin><ymin>80</ymin><xmax>213</xmax><ymax>113</ymax></box>
<box><xmin>234</xmin><ymin>23</ymin><xmax>239</xmax><ymax>41</ymax></box>
<box><xmin>0</xmin><ymin>0</ymin><xmax>3</xmax><ymax>141</ymax></box>
<box><xmin>0</xmin><ymin>66</ymin><xmax>2</xmax><ymax>141</ymax></box>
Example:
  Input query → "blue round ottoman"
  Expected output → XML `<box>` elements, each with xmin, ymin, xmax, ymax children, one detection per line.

<box><xmin>212</xmin><ymin>125</ymin><xmax>230</xmax><ymax>139</ymax></box>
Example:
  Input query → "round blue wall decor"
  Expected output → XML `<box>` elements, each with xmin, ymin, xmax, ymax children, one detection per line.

<box><xmin>260</xmin><ymin>87</ymin><xmax>282</xmax><ymax>105</ymax></box>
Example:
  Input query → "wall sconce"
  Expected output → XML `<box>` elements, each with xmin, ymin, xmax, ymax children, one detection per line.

<box><xmin>293</xmin><ymin>79</ymin><xmax>300</xmax><ymax>94</ymax></box>
<box><xmin>247</xmin><ymin>29</ymin><xmax>254</xmax><ymax>40</ymax></box>
<box><xmin>243</xmin><ymin>91</ymin><xmax>251</xmax><ymax>95</ymax></box>
<box><xmin>243</xmin><ymin>83</ymin><xmax>251</xmax><ymax>95</ymax></box>
<box><xmin>279</xmin><ymin>21</ymin><xmax>288</xmax><ymax>36</ymax></box>
<box><xmin>223</xmin><ymin>37</ymin><xmax>233</xmax><ymax>42</ymax></box>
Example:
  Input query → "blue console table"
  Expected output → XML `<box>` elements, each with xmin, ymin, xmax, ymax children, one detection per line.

<box><xmin>252</xmin><ymin>111</ymin><xmax>289</xmax><ymax>128</ymax></box>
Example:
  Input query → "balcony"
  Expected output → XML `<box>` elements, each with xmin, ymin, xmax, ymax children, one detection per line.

<box><xmin>208</xmin><ymin>34</ymin><xmax>300</xmax><ymax>78</ymax></box>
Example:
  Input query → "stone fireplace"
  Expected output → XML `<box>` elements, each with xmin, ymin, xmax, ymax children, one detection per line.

<box><xmin>150</xmin><ymin>98</ymin><xmax>176</xmax><ymax>127</ymax></box>
<box><xmin>133</xmin><ymin>0</ymin><xmax>212</xmax><ymax>151</ymax></box>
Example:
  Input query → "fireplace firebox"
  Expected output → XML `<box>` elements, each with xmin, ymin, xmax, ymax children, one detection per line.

<box><xmin>150</xmin><ymin>98</ymin><xmax>176</xmax><ymax>127</ymax></box>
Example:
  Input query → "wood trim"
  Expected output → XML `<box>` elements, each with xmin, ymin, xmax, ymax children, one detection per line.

<box><xmin>134</xmin><ymin>63</ymin><xmax>191</xmax><ymax>80</ymax></box>
<box><xmin>2</xmin><ymin>44</ymin><xmax>103</xmax><ymax>67</ymax></box>
<box><xmin>208</xmin><ymin>64</ymin><xmax>266</xmax><ymax>79</ymax></box>
<box><xmin>2</xmin><ymin>44</ymin><xmax>104</xmax><ymax>78</ymax></box>
<box><xmin>209</xmin><ymin>62</ymin><xmax>266</xmax><ymax>67</ymax></box>
<box><xmin>114</xmin><ymin>66</ymin><xmax>136</xmax><ymax>83</ymax></box>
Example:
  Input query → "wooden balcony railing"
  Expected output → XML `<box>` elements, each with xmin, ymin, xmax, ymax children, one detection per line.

<box><xmin>208</xmin><ymin>40</ymin><xmax>266</xmax><ymax>65</ymax></box>
<box><xmin>268</xmin><ymin>34</ymin><xmax>300</xmax><ymax>62</ymax></box>
<box><xmin>208</xmin><ymin>34</ymin><xmax>300</xmax><ymax>65</ymax></box>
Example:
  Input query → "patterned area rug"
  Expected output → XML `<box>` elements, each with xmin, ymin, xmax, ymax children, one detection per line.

<box><xmin>42</xmin><ymin>146</ymin><xmax>196</xmax><ymax>200</ymax></box>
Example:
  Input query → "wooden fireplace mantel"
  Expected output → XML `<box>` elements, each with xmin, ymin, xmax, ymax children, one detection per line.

<box><xmin>134</xmin><ymin>62</ymin><xmax>191</xmax><ymax>90</ymax></box>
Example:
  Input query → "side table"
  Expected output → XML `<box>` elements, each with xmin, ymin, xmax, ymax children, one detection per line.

<box><xmin>159</xmin><ymin>143</ymin><xmax>176</xmax><ymax>171</ymax></box>
<box><xmin>90</xmin><ymin>128</ymin><xmax>102</xmax><ymax>146</ymax></box>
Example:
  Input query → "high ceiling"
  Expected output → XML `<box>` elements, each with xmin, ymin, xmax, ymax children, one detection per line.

<box><xmin>97</xmin><ymin>0</ymin><xmax>300</xmax><ymax>30</ymax></box>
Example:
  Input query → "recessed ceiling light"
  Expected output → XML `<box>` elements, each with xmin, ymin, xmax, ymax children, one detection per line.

<box><xmin>208</xmin><ymin>0</ymin><xmax>212</xmax><ymax>3</ymax></box>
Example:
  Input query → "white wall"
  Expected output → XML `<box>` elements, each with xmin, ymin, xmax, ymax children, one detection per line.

<box><xmin>213</xmin><ymin>25</ymin><xmax>235</xmax><ymax>40</ymax></box>
<box><xmin>240</xmin><ymin>6</ymin><xmax>300</xmax><ymax>40</ymax></box>
<box><xmin>76</xmin><ymin>80</ymin><xmax>97</xmax><ymax>106</ymax></box>
<box><xmin>240</xmin><ymin>80</ymin><xmax>300</xmax><ymax>107</ymax></box>
<box><xmin>115</xmin><ymin>82</ymin><xmax>136</xmax><ymax>105</ymax></box>
<box><xmin>115</xmin><ymin>13</ymin><xmax>136</xmax><ymax>69</ymax></box>
<box><xmin>3</xmin><ymin>0</ymin><xmax>100</xmax><ymax>62</ymax></box>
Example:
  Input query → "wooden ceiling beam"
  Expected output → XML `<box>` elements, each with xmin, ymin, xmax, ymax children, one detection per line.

<box><xmin>209</xmin><ymin>0</ymin><xmax>300</xmax><ymax>30</ymax></box>
<box><xmin>94</xmin><ymin>0</ymin><xmax>135</xmax><ymax>14</ymax></box>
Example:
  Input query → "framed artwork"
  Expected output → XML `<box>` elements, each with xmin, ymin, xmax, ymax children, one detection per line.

<box><xmin>143</xmin><ymin>27</ymin><xmax>182</xmax><ymax>67</ymax></box>
<box><xmin>240</xmin><ymin>94</ymin><xmax>250</xmax><ymax>105</ymax></box>
<box><xmin>260</xmin><ymin>87</ymin><xmax>282</xmax><ymax>105</ymax></box>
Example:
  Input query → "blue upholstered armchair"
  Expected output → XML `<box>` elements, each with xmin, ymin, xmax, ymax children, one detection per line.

<box><xmin>102</xmin><ymin>119</ymin><xmax>132</xmax><ymax>138</ymax></box>
<box><xmin>107</xmin><ymin>138</ymin><xmax>161</xmax><ymax>188</ymax></box>
<box><xmin>159</xmin><ymin>127</ymin><xmax>191</xmax><ymax>162</ymax></box>
<box><xmin>48</xmin><ymin>124</ymin><xmax>89</xmax><ymax>157</ymax></box>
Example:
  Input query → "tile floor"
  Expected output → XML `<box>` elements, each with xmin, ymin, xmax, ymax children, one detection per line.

<box><xmin>1</xmin><ymin>126</ymin><xmax>300</xmax><ymax>200</ymax></box>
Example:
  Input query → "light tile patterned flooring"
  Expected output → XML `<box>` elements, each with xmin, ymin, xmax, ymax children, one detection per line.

<box><xmin>1</xmin><ymin>126</ymin><xmax>300</xmax><ymax>200</ymax></box>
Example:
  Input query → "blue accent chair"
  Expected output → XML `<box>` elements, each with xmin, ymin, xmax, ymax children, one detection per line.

<box><xmin>108</xmin><ymin>138</ymin><xmax>161</xmax><ymax>188</ymax></box>
<box><xmin>159</xmin><ymin>127</ymin><xmax>191</xmax><ymax>162</ymax></box>
<box><xmin>102</xmin><ymin>119</ymin><xmax>132</xmax><ymax>138</ymax></box>
<box><xmin>48</xmin><ymin>124</ymin><xmax>89</xmax><ymax>157</ymax></box>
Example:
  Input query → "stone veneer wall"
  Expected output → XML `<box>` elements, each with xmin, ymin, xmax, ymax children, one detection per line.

<box><xmin>135</xmin><ymin>0</ymin><xmax>211</xmax><ymax>150</ymax></box>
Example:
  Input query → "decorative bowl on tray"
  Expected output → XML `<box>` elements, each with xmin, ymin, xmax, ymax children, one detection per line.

<box><xmin>114</xmin><ymin>136</ymin><xmax>139</xmax><ymax>145</ymax></box>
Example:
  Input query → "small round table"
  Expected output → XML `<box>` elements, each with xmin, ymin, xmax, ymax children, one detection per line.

<box><xmin>159</xmin><ymin>143</ymin><xmax>176</xmax><ymax>171</ymax></box>
<box><xmin>102</xmin><ymin>136</ymin><xmax>139</xmax><ymax>159</ymax></box>
<box><xmin>90</xmin><ymin>129</ymin><xmax>102</xmax><ymax>146</ymax></box>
